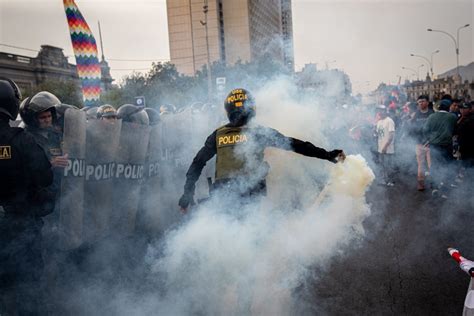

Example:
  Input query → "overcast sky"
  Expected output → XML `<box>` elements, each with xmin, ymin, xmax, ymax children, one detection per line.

<box><xmin>1</xmin><ymin>0</ymin><xmax>472</xmax><ymax>93</ymax></box>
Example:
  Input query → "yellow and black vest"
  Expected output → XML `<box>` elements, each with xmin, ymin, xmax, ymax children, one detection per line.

<box><xmin>215</xmin><ymin>125</ymin><xmax>264</xmax><ymax>181</ymax></box>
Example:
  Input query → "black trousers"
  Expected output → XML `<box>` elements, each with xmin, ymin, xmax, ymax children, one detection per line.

<box><xmin>0</xmin><ymin>215</ymin><xmax>44</xmax><ymax>315</ymax></box>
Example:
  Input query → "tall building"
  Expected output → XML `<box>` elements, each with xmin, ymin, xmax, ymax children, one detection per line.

<box><xmin>166</xmin><ymin>0</ymin><xmax>294</xmax><ymax>76</ymax></box>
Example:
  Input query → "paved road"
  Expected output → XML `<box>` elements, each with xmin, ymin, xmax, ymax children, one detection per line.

<box><xmin>298</xmin><ymin>170</ymin><xmax>474</xmax><ymax>315</ymax></box>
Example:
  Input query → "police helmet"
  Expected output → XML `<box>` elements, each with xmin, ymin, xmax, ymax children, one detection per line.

<box><xmin>97</xmin><ymin>104</ymin><xmax>117</xmax><ymax>119</ymax></box>
<box><xmin>224</xmin><ymin>88</ymin><xmax>256</xmax><ymax>123</ymax></box>
<box><xmin>144</xmin><ymin>107</ymin><xmax>160</xmax><ymax>125</ymax></box>
<box><xmin>54</xmin><ymin>103</ymin><xmax>79</xmax><ymax>129</ymax></box>
<box><xmin>84</xmin><ymin>106</ymin><xmax>99</xmax><ymax>120</ymax></box>
<box><xmin>20</xmin><ymin>91</ymin><xmax>60</xmax><ymax>128</ymax></box>
<box><xmin>0</xmin><ymin>77</ymin><xmax>22</xmax><ymax>120</ymax></box>
<box><xmin>55</xmin><ymin>103</ymin><xmax>79</xmax><ymax>121</ymax></box>
<box><xmin>117</xmin><ymin>104</ymin><xmax>149</xmax><ymax>125</ymax></box>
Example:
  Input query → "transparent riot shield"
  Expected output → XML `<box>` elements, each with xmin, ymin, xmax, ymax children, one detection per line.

<box><xmin>111</xmin><ymin>121</ymin><xmax>150</xmax><ymax>235</ymax></box>
<box><xmin>158</xmin><ymin>111</ymin><xmax>195</xmax><ymax>229</ymax></box>
<box><xmin>59</xmin><ymin>108</ymin><xmax>86</xmax><ymax>250</ymax></box>
<box><xmin>83</xmin><ymin>118</ymin><xmax>122</xmax><ymax>243</ymax></box>
<box><xmin>136</xmin><ymin>123</ymin><xmax>162</xmax><ymax>234</ymax></box>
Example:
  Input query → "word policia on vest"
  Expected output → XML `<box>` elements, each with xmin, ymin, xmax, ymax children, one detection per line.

<box><xmin>0</xmin><ymin>146</ymin><xmax>12</xmax><ymax>159</ymax></box>
<box><xmin>218</xmin><ymin>133</ymin><xmax>248</xmax><ymax>146</ymax></box>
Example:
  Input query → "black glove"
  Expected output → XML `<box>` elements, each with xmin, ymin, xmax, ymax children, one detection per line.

<box><xmin>328</xmin><ymin>149</ymin><xmax>344</xmax><ymax>163</ymax></box>
<box><xmin>178</xmin><ymin>193</ymin><xmax>194</xmax><ymax>209</ymax></box>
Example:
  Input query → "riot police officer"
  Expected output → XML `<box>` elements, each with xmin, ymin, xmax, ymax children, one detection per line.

<box><xmin>54</xmin><ymin>103</ymin><xmax>79</xmax><ymax>133</ymax></box>
<box><xmin>20</xmin><ymin>91</ymin><xmax>69</xmax><ymax>169</ymax></box>
<box><xmin>97</xmin><ymin>104</ymin><xmax>118</xmax><ymax>122</ymax></box>
<box><xmin>20</xmin><ymin>92</ymin><xmax>68</xmax><ymax>216</ymax></box>
<box><xmin>117</xmin><ymin>104</ymin><xmax>150</xmax><ymax>125</ymax></box>
<box><xmin>144</xmin><ymin>107</ymin><xmax>160</xmax><ymax>126</ymax></box>
<box><xmin>178</xmin><ymin>88</ymin><xmax>346</xmax><ymax>212</ymax></box>
<box><xmin>0</xmin><ymin>77</ymin><xmax>54</xmax><ymax>314</ymax></box>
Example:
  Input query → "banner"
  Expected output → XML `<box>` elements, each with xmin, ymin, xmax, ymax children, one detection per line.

<box><xmin>64</xmin><ymin>0</ymin><xmax>101</xmax><ymax>106</ymax></box>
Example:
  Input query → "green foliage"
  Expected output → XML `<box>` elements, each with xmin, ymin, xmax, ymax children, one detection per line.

<box><xmin>100</xmin><ymin>87</ymin><xmax>123</xmax><ymax>108</ymax></box>
<box><xmin>113</xmin><ymin>57</ymin><xmax>291</xmax><ymax>108</ymax></box>
<box><xmin>28</xmin><ymin>79</ymin><xmax>83</xmax><ymax>107</ymax></box>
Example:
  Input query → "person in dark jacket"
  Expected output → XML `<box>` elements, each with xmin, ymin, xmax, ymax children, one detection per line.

<box><xmin>456</xmin><ymin>102</ymin><xmax>474</xmax><ymax>172</ymax></box>
<box><xmin>178</xmin><ymin>88</ymin><xmax>345</xmax><ymax>212</ymax></box>
<box><xmin>0</xmin><ymin>77</ymin><xmax>54</xmax><ymax>315</ymax></box>
<box><xmin>410</xmin><ymin>95</ymin><xmax>434</xmax><ymax>191</ymax></box>
<box><xmin>423</xmin><ymin>99</ymin><xmax>457</xmax><ymax>197</ymax></box>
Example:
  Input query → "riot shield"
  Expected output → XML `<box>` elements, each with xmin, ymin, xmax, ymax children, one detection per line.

<box><xmin>191</xmin><ymin>108</ymin><xmax>217</xmax><ymax>201</ymax></box>
<box><xmin>111</xmin><ymin>121</ymin><xmax>150</xmax><ymax>235</ymax></box>
<box><xmin>83</xmin><ymin>118</ymin><xmax>122</xmax><ymax>243</ymax></box>
<box><xmin>158</xmin><ymin>111</ymin><xmax>195</xmax><ymax>229</ymax></box>
<box><xmin>59</xmin><ymin>108</ymin><xmax>86</xmax><ymax>250</ymax></box>
<box><xmin>136</xmin><ymin>123</ymin><xmax>162</xmax><ymax>234</ymax></box>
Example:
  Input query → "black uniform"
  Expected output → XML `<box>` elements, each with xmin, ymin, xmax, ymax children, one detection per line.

<box><xmin>0</xmin><ymin>119</ymin><xmax>53</xmax><ymax>315</ymax></box>
<box><xmin>26</xmin><ymin>126</ymin><xmax>63</xmax><ymax>209</ymax></box>
<box><xmin>180</xmin><ymin>123</ymin><xmax>340</xmax><ymax>208</ymax></box>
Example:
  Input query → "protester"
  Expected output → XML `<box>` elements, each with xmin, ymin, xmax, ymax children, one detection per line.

<box><xmin>455</xmin><ymin>102</ymin><xmax>474</xmax><ymax>177</ymax></box>
<box><xmin>423</xmin><ymin>99</ymin><xmax>457</xmax><ymax>198</ymax></box>
<box><xmin>375</xmin><ymin>105</ymin><xmax>396</xmax><ymax>186</ymax></box>
<box><xmin>410</xmin><ymin>95</ymin><xmax>434</xmax><ymax>191</ymax></box>
<box><xmin>450</xmin><ymin>98</ymin><xmax>461</xmax><ymax>119</ymax></box>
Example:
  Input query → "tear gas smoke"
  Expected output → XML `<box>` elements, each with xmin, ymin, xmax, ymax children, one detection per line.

<box><xmin>47</xmin><ymin>74</ymin><xmax>381</xmax><ymax>315</ymax></box>
<box><xmin>147</xmin><ymin>155</ymin><xmax>373</xmax><ymax>315</ymax></box>
<box><xmin>138</xmin><ymin>77</ymin><xmax>376</xmax><ymax>315</ymax></box>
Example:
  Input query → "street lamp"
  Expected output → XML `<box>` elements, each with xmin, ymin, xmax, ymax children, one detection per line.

<box><xmin>201</xmin><ymin>0</ymin><xmax>212</xmax><ymax>102</ymax></box>
<box><xmin>417</xmin><ymin>64</ymin><xmax>425</xmax><ymax>80</ymax></box>
<box><xmin>427</xmin><ymin>24</ymin><xmax>470</xmax><ymax>77</ymax></box>
<box><xmin>402</xmin><ymin>66</ymin><xmax>418</xmax><ymax>80</ymax></box>
<box><xmin>431</xmin><ymin>49</ymin><xmax>440</xmax><ymax>77</ymax></box>
<box><xmin>410</xmin><ymin>53</ymin><xmax>432</xmax><ymax>78</ymax></box>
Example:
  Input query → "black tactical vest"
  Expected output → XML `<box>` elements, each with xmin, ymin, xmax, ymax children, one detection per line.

<box><xmin>0</xmin><ymin>127</ymin><xmax>27</xmax><ymax>206</ymax></box>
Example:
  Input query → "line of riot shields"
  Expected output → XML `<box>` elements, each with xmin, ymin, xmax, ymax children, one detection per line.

<box><xmin>57</xmin><ymin>105</ymin><xmax>223</xmax><ymax>250</ymax></box>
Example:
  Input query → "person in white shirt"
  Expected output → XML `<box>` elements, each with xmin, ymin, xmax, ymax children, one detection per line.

<box><xmin>376</xmin><ymin>105</ymin><xmax>396</xmax><ymax>186</ymax></box>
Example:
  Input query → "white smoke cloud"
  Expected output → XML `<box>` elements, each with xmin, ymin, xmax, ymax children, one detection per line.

<box><xmin>144</xmin><ymin>154</ymin><xmax>373</xmax><ymax>315</ymax></box>
<box><xmin>49</xmin><ymin>75</ymin><xmax>379</xmax><ymax>316</ymax></box>
<box><xmin>137</xmin><ymin>77</ymin><xmax>375</xmax><ymax>315</ymax></box>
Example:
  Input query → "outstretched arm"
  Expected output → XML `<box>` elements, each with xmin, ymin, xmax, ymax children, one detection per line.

<box><xmin>179</xmin><ymin>131</ymin><xmax>217</xmax><ymax>212</ymax></box>
<box><xmin>260</xmin><ymin>127</ymin><xmax>345</xmax><ymax>163</ymax></box>
<box><xmin>290</xmin><ymin>138</ymin><xmax>344</xmax><ymax>162</ymax></box>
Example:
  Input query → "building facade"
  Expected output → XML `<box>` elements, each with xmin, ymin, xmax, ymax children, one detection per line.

<box><xmin>0</xmin><ymin>45</ymin><xmax>113</xmax><ymax>99</ymax></box>
<box><xmin>405</xmin><ymin>75</ymin><xmax>474</xmax><ymax>102</ymax></box>
<box><xmin>296</xmin><ymin>63</ymin><xmax>353</xmax><ymax>104</ymax></box>
<box><xmin>166</xmin><ymin>0</ymin><xmax>294</xmax><ymax>76</ymax></box>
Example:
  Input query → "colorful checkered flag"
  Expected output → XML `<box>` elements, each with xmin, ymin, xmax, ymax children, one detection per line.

<box><xmin>64</xmin><ymin>0</ymin><xmax>101</xmax><ymax>107</ymax></box>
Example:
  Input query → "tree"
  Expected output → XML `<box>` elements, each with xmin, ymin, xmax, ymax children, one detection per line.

<box><xmin>28</xmin><ymin>79</ymin><xmax>83</xmax><ymax>106</ymax></box>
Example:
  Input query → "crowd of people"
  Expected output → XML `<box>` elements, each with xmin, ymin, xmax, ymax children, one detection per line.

<box><xmin>345</xmin><ymin>93</ymin><xmax>474</xmax><ymax>199</ymax></box>
<box><xmin>1</xmin><ymin>73</ymin><xmax>474</xmax><ymax>314</ymax></box>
